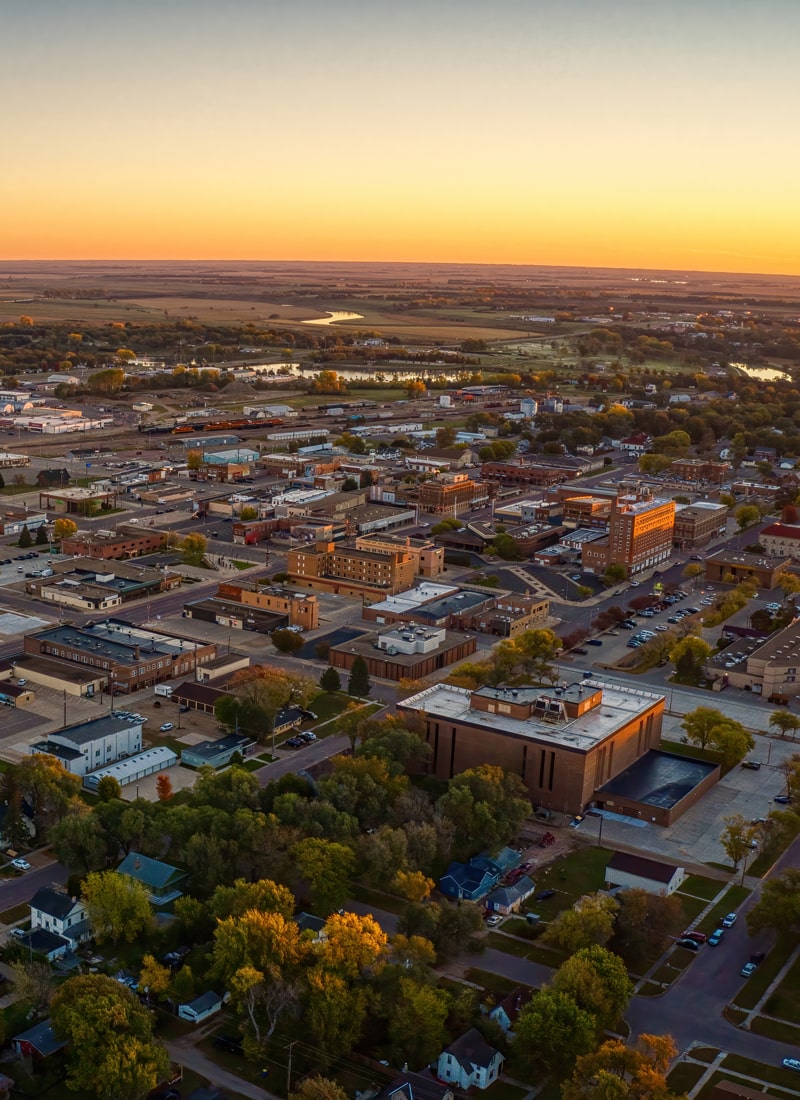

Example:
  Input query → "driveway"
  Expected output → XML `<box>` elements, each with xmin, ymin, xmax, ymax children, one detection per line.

<box><xmin>166</xmin><ymin>1038</ymin><xmax>274</xmax><ymax>1100</ymax></box>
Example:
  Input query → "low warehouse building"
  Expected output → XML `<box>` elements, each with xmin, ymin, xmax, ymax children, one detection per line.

<box><xmin>82</xmin><ymin>745</ymin><xmax>177</xmax><ymax>791</ymax></box>
<box><xmin>181</xmin><ymin>733</ymin><xmax>254</xmax><ymax>769</ymax></box>
<box><xmin>605</xmin><ymin>851</ymin><xmax>686</xmax><ymax>895</ymax></box>
<box><xmin>329</xmin><ymin>625</ymin><xmax>477</xmax><ymax>682</ymax></box>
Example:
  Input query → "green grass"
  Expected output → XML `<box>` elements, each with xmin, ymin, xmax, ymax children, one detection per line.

<box><xmin>463</xmin><ymin>968</ymin><xmax>523</xmax><ymax>996</ymax></box>
<box><xmin>764</xmin><ymin>951</ymin><xmax>800</xmax><ymax>1022</ymax></box>
<box><xmin>722</xmin><ymin>1053</ymin><xmax>800</xmax><ymax>1091</ymax></box>
<box><xmin>230</xmin><ymin>560</ymin><xmax>254</xmax><ymax>570</ymax></box>
<box><xmin>308</xmin><ymin>691</ymin><xmax>353</xmax><ymax>723</ymax></box>
<box><xmin>734</xmin><ymin>941</ymin><xmax>794</xmax><ymax>1010</ymax></box>
<box><xmin>486</xmin><ymin>932</ymin><xmax>564</xmax><ymax>968</ymax></box>
<box><xmin>680</xmin><ymin>874</ymin><xmax>726</xmax><ymax>901</ymax></box>
<box><xmin>678</xmin><ymin>894</ymin><xmax>709</xmax><ymax>924</ymax></box>
<box><xmin>0</xmin><ymin>901</ymin><xmax>31</xmax><ymax>923</ymax></box>
<box><xmin>637</xmin><ymin>981</ymin><xmax>666</xmax><ymax>996</ymax></box>
<box><xmin>518</xmin><ymin>846</ymin><xmax>613</xmax><ymax>921</ymax></box>
<box><xmin>350</xmin><ymin>882</ymin><xmax>407</xmax><ymax>917</ymax></box>
<box><xmin>695</xmin><ymin>885</ymin><xmax>751</xmax><ymax>936</ymax></box>
<box><xmin>751</xmin><ymin>1016</ymin><xmax>800</xmax><ymax>1043</ymax></box>
<box><xmin>667</xmin><ymin>1061</ymin><xmax>708</xmax><ymax>1094</ymax></box>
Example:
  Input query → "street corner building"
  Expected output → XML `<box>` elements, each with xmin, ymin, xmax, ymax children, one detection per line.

<box><xmin>397</xmin><ymin>679</ymin><xmax>670</xmax><ymax>818</ymax></box>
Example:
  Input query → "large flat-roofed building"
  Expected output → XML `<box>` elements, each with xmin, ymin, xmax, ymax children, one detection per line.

<box><xmin>363</xmin><ymin>584</ymin><xmax>550</xmax><ymax>638</ymax></box>
<box><xmin>481</xmin><ymin>462</ymin><xmax>565</xmax><ymax>489</ymax></box>
<box><xmin>582</xmin><ymin>494</ymin><xmax>675</xmax><ymax>577</ymax></box>
<box><xmin>418</xmin><ymin>472</ymin><xmax>490</xmax><ymax>517</ymax></box>
<box><xmin>704</xmin><ymin>549</ymin><xmax>792</xmax><ymax>587</ymax></box>
<box><xmin>26</xmin><ymin>559</ymin><xmax>180</xmax><ymax>610</ymax></box>
<box><xmin>397</xmin><ymin>679</ymin><xmax>665</xmax><ymax>815</ymax></box>
<box><xmin>38</xmin><ymin>485</ymin><xmax>118</xmax><ymax>515</ymax></box>
<box><xmin>561</xmin><ymin>495</ymin><xmax>613</xmax><ymax>529</ymax></box>
<box><xmin>706</xmin><ymin>620</ymin><xmax>800</xmax><ymax>702</ymax></box>
<box><xmin>288</xmin><ymin>540</ymin><xmax>417</xmax><ymax>598</ymax></box>
<box><xmin>355</xmin><ymin>532</ymin><xmax>445</xmax><ymax>578</ymax></box>
<box><xmin>30</xmin><ymin>714</ymin><xmax>144</xmax><ymax>776</ymax></box>
<box><xmin>23</xmin><ymin>620</ymin><xmax>216</xmax><ymax>694</ymax></box>
<box><xmin>61</xmin><ymin>528</ymin><xmax>166</xmax><ymax>559</ymax></box>
<box><xmin>673</xmin><ymin>502</ymin><xmax>728</xmax><ymax>548</ymax></box>
<box><xmin>329</xmin><ymin>625</ymin><xmax>477</xmax><ymax>682</ymax></box>
<box><xmin>670</xmin><ymin>458</ymin><xmax>730</xmax><ymax>484</ymax></box>
<box><xmin>214</xmin><ymin>582</ymin><xmax>319</xmax><ymax>630</ymax></box>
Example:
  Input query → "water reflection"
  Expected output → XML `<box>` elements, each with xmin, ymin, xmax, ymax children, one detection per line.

<box><xmin>730</xmin><ymin>361</ymin><xmax>791</xmax><ymax>382</ymax></box>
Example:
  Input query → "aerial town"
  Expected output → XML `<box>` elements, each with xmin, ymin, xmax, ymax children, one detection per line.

<box><xmin>0</xmin><ymin>262</ymin><xmax>796</xmax><ymax>1098</ymax></box>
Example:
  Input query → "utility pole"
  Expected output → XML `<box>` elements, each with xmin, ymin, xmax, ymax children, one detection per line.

<box><xmin>286</xmin><ymin>1040</ymin><xmax>296</xmax><ymax>1095</ymax></box>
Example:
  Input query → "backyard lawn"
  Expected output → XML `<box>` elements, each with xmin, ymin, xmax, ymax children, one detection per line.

<box><xmin>517</xmin><ymin>846</ymin><xmax>613</xmax><ymax>922</ymax></box>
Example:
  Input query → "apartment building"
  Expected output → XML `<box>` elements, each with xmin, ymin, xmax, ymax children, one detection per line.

<box><xmin>759</xmin><ymin>522</ymin><xmax>800</xmax><ymax>560</ymax></box>
<box><xmin>670</xmin><ymin>458</ymin><xmax>730</xmax><ymax>484</ymax></box>
<box><xmin>397</xmin><ymin>680</ymin><xmax>665</xmax><ymax>815</ymax></box>
<box><xmin>355</xmin><ymin>532</ymin><xmax>445</xmax><ymax>578</ymax></box>
<box><xmin>561</xmin><ymin>495</ymin><xmax>613</xmax><ymax>529</ymax></box>
<box><xmin>582</xmin><ymin>494</ymin><xmax>675</xmax><ymax>577</ymax></box>
<box><xmin>287</xmin><ymin>539</ymin><xmax>417</xmax><ymax>598</ymax></box>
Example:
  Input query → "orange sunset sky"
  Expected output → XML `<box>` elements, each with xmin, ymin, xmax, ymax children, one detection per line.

<box><xmin>3</xmin><ymin>0</ymin><xmax>799</xmax><ymax>274</ymax></box>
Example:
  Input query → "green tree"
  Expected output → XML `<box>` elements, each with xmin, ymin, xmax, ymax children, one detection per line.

<box><xmin>770</xmin><ymin>710</ymin><xmax>800</xmax><ymax>740</ymax></box>
<box><xmin>603</xmin><ymin>563</ymin><xmax>628</xmax><ymax>584</ymax></box>
<box><xmin>210</xmin><ymin>877</ymin><xmax>295</xmax><ymax>922</ymax></box>
<box><xmin>272</xmin><ymin>628</ymin><xmax>304</xmax><ymax>654</ymax></box>
<box><xmin>388</xmin><ymin>978</ymin><xmax>451</xmax><ymax>1066</ymax></box>
<box><xmin>748</xmin><ymin>868</ymin><xmax>800</xmax><ymax>940</ymax></box>
<box><xmin>551</xmin><ymin>945</ymin><xmax>633</xmax><ymax>1032</ymax></box>
<box><xmin>435</xmin><ymin>426</ymin><xmax>457</xmax><ymax>447</ymax></box>
<box><xmin>51</xmin><ymin>975</ymin><xmax>169</xmax><ymax>1100</ymax></box>
<box><xmin>437</xmin><ymin>764</ymin><xmax>532</xmax><ymax>857</ymax></box>
<box><xmin>95</xmin><ymin>775</ymin><xmax>122</xmax><ymax>802</ymax></box>
<box><xmin>82</xmin><ymin>870</ymin><xmax>153</xmax><ymax>944</ymax></box>
<box><xmin>542</xmin><ymin>893</ymin><xmax>619</xmax><ymax>953</ymax></box>
<box><xmin>680</xmin><ymin>706</ymin><xmax>728</xmax><ymax>750</ymax></box>
<box><xmin>720</xmin><ymin>813</ymin><xmax>758</xmax><ymax>870</ymax></box>
<box><xmin>240</xmin><ymin>505</ymin><xmax>258</xmax><ymax>521</ymax></box>
<box><xmin>17</xmin><ymin>524</ymin><xmax>32</xmax><ymax>548</ymax></box>
<box><xmin>712</xmin><ymin>720</ymin><xmax>755</xmax><ymax>768</ymax></box>
<box><xmin>513</xmin><ymin>988</ymin><xmax>598</xmax><ymax>1081</ymax></box>
<box><xmin>348</xmin><ymin>655</ymin><xmax>371</xmax><ymax>697</ymax></box>
<box><xmin>293</xmin><ymin>837</ymin><xmax>356</xmax><ymax>915</ymax></box>
<box><xmin>49</xmin><ymin>801</ymin><xmax>107</xmax><ymax>874</ymax></box>
<box><xmin>215</xmin><ymin>666</ymin><xmax>316</xmax><ymax>743</ymax></box>
<box><xmin>735</xmin><ymin>504</ymin><xmax>760</xmax><ymax>530</ymax></box>
<box><xmin>35</xmin><ymin>523</ymin><xmax>48</xmax><ymax>545</ymax></box>
<box><xmin>669</xmin><ymin>636</ymin><xmax>712</xmax><ymax>680</ymax></box>
<box><xmin>342</xmin><ymin>476</ymin><xmax>359</xmax><ymax>491</ymax></box>
<box><xmin>181</xmin><ymin>531</ymin><xmax>207</xmax><ymax>566</ymax></box>
<box><xmin>305</xmin><ymin>969</ymin><xmax>367</xmax><ymax>1062</ymax></box>
<box><xmin>610</xmin><ymin>889</ymin><xmax>685</xmax><ymax>971</ymax></box>
<box><xmin>320</xmin><ymin>666</ymin><xmax>341</xmax><ymax>693</ymax></box>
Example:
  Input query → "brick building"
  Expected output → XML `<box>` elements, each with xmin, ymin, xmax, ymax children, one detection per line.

<box><xmin>481</xmin><ymin>462</ymin><xmax>565</xmax><ymax>489</ymax></box>
<box><xmin>23</xmin><ymin>620</ymin><xmax>216</xmax><ymax>694</ymax></box>
<box><xmin>759</xmin><ymin>522</ymin><xmax>800</xmax><ymax>559</ymax></box>
<box><xmin>418</xmin><ymin>472</ymin><xmax>490</xmax><ymax>517</ymax></box>
<box><xmin>215</xmin><ymin>582</ymin><xmax>320</xmax><ymax>630</ymax></box>
<box><xmin>398</xmin><ymin>680</ymin><xmax>666</xmax><ymax>815</ymax></box>
<box><xmin>670</xmin><ymin>458</ymin><xmax>730</xmax><ymax>484</ymax></box>
<box><xmin>355</xmin><ymin>533</ymin><xmax>445</xmax><ymax>578</ymax></box>
<box><xmin>673</xmin><ymin>501</ymin><xmax>728</xmax><ymax>548</ymax></box>
<box><xmin>61</xmin><ymin>528</ymin><xmax>166</xmax><ymax>559</ymax></box>
<box><xmin>582</xmin><ymin>494</ymin><xmax>675</xmax><ymax>577</ymax></box>
<box><xmin>562</xmin><ymin>495</ymin><xmax>613</xmax><ymax>529</ymax></box>
<box><xmin>329</xmin><ymin>626</ymin><xmax>477</xmax><ymax>682</ymax></box>
<box><xmin>703</xmin><ymin>550</ymin><xmax>792</xmax><ymax>587</ymax></box>
<box><xmin>287</xmin><ymin>539</ymin><xmax>417</xmax><ymax>598</ymax></box>
<box><xmin>363</xmin><ymin>583</ymin><xmax>550</xmax><ymax>638</ymax></box>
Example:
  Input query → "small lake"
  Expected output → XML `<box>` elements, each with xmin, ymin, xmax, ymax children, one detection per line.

<box><xmin>731</xmin><ymin>361</ymin><xmax>791</xmax><ymax>382</ymax></box>
<box><xmin>302</xmin><ymin>310</ymin><xmax>365</xmax><ymax>326</ymax></box>
<box><xmin>252</xmin><ymin>362</ymin><xmax>469</xmax><ymax>384</ymax></box>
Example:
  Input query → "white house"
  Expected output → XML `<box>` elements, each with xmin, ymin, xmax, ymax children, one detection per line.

<box><xmin>28</xmin><ymin>887</ymin><xmax>92</xmax><ymax>955</ymax></box>
<box><xmin>177</xmin><ymin>990</ymin><xmax>228</xmax><ymax>1024</ymax></box>
<box><xmin>436</xmin><ymin>1028</ymin><xmax>504</xmax><ymax>1091</ymax></box>
<box><xmin>29</xmin><ymin>714</ymin><xmax>143</xmax><ymax>778</ymax></box>
<box><xmin>605</xmin><ymin>852</ymin><xmax>686</xmax><ymax>896</ymax></box>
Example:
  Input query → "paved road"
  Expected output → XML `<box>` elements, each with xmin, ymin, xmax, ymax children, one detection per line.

<box><xmin>255</xmin><ymin>734</ymin><xmax>349</xmax><ymax>786</ymax></box>
<box><xmin>166</xmin><ymin>1037</ymin><xmax>273</xmax><ymax>1100</ymax></box>
<box><xmin>0</xmin><ymin>859</ymin><xmax>68</xmax><ymax>911</ymax></box>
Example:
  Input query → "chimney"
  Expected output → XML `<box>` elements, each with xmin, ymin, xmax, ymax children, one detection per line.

<box><xmin>134</xmin><ymin>857</ymin><xmax>141</xmax><ymax>870</ymax></box>
<box><xmin>134</xmin><ymin>645</ymin><xmax>140</xmax><ymax>660</ymax></box>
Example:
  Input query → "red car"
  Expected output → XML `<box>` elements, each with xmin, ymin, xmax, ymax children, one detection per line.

<box><xmin>681</xmin><ymin>930</ymin><xmax>707</xmax><ymax>944</ymax></box>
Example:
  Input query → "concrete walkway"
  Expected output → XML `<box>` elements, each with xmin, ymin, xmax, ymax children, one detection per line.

<box><xmin>166</xmin><ymin>1036</ymin><xmax>275</xmax><ymax>1100</ymax></box>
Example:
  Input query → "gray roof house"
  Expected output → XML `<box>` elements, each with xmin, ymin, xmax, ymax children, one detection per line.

<box><xmin>13</xmin><ymin>1019</ymin><xmax>67</xmax><ymax>1058</ymax></box>
<box><xmin>29</xmin><ymin>887</ymin><xmax>91</xmax><ymax>949</ymax></box>
<box><xmin>436</xmin><ymin>1028</ymin><xmax>504</xmax><ymax>1091</ymax></box>
<box><xmin>484</xmin><ymin>875</ymin><xmax>536</xmax><ymax>915</ymax></box>
<box><xmin>116</xmin><ymin>851</ymin><xmax>187</xmax><ymax>905</ymax></box>
<box><xmin>178</xmin><ymin>990</ymin><xmax>227</xmax><ymax>1024</ymax></box>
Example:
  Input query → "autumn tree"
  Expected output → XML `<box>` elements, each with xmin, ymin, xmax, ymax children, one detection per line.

<box><xmin>681</xmin><ymin>562</ymin><xmax>705</xmax><ymax>587</ymax></box>
<box><xmin>88</xmin><ymin>367</ymin><xmax>126</xmax><ymax>394</ymax></box>
<box><xmin>291</xmin><ymin>1078</ymin><xmax>349</xmax><ymax>1100</ymax></box>
<box><xmin>542</xmin><ymin>893</ymin><xmax>619</xmax><ymax>953</ymax></box>
<box><xmin>10</xmin><ymin>959</ymin><xmax>55</xmax><ymax>1013</ymax></box>
<box><xmin>186</xmin><ymin>450</ymin><xmax>203</xmax><ymax>471</ymax></box>
<box><xmin>319</xmin><ymin>911</ymin><xmax>388</xmax><ymax>979</ymax></box>
<box><xmin>138</xmin><ymin>954</ymin><xmax>171</xmax><ymax>998</ymax></box>
<box><xmin>210</xmin><ymin>877</ymin><xmax>295</xmax><ymax>922</ymax></box>
<box><xmin>610</xmin><ymin>889</ymin><xmax>685</xmax><ymax>971</ymax></box>
<box><xmin>51</xmin><ymin>975</ymin><xmax>169</xmax><ymax>1100</ymax></box>
<box><xmin>720</xmin><ymin>813</ymin><xmax>759</xmax><ymax>870</ymax></box>
<box><xmin>305</xmin><ymin>969</ymin><xmax>367</xmax><ymax>1062</ymax></box>
<box><xmin>392</xmin><ymin>869</ymin><xmax>435</xmax><ymax>902</ymax></box>
<box><xmin>82</xmin><ymin>870</ymin><xmax>153</xmax><ymax>944</ymax></box>
<box><xmin>736</xmin><ymin>504</ymin><xmax>760</xmax><ymax>530</ymax></box>
<box><xmin>6</xmin><ymin>754</ymin><xmax>82</xmax><ymax>833</ymax></box>
<box><xmin>53</xmin><ymin>517</ymin><xmax>78</xmax><ymax>542</ymax></box>
<box><xmin>95</xmin><ymin>775</ymin><xmax>121</xmax><ymax>802</ymax></box>
<box><xmin>388</xmin><ymin>978</ymin><xmax>451</xmax><ymax>1066</ymax></box>
<box><xmin>215</xmin><ymin>665</ymin><xmax>316</xmax><ymax>743</ymax></box>
<box><xmin>562</xmin><ymin>1034</ymin><xmax>686</xmax><ymax>1100</ymax></box>
<box><xmin>156</xmin><ymin>773</ymin><xmax>174</xmax><ymax>801</ymax></box>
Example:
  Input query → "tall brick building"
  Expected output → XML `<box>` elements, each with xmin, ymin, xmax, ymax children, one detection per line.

<box><xmin>287</xmin><ymin>540</ymin><xmax>417</xmax><ymax>598</ymax></box>
<box><xmin>398</xmin><ymin>680</ymin><xmax>665</xmax><ymax>815</ymax></box>
<box><xmin>582</xmin><ymin>493</ymin><xmax>675</xmax><ymax>577</ymax></box>
<box><xmin>418</xmin><ymin>472</ymin><xmax>490</xmax><ymax>517</ymax></box>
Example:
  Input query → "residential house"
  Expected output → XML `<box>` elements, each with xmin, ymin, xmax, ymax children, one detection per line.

<box><xmin>483</xmin><ymin>986</ymin><xmax>533</xmax><ymax>1037</ymax></box>
<box><xmin>605</xmin><ymin>852</ymin><xmax>686</xmax><ymax>896</ymax></box>
<box><xmin>436</xmin><ymin>1028</ymin><xmax>504</xmax><ymax>1090</ymax></box>
<box><xmin>177</xmin><ymin>990</ymin><xmax>228</xmax><ymax>1024</ymax></box>
<box><xmin>374</xmin><ymin>1071</ymin><xmax>454</xmax><ymax>1100</ymax></box>
<box><xmin>117</xmin><ymin>851</ymin><xmax>187</xmax><ymax>905</ymax></box>
<box><xmin>438</xmin><ymin>848</ymin><xmax>520</xmax><ymax>902</ymax></box>
<box><xmin>30</xmin><ymin>887</ymin><xmax>91</xmax><ymax>951</ymax></box>
<box><xmin>484</xmin><ymin>875</ymin><xmax>536</xmax><ymax>916</ymax></box>
<box><xmin>12</xmin><ymin>1020</ymin><xmax>67</xmax><ymax>1059</ymax></box>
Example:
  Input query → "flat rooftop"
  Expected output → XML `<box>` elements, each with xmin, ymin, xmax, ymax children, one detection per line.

<box><xmin>366</xmin><ymin>583</ymin><xmax>459</xmax><ymax>613</ymax></box>
<box><xmin>597</xmin><ymin>750</ymin><xmax>717</xmax><ymax>809</ymax></box>
<box><xmin>706</xmin><ymin>549</ymin><xmax>791</xmax><ymax>568</ymax></box>
<box><xmin>401</xmin><ymin>679</ymin><xmax>664</xmax><ymax>751</ymax></box>
<box><xmin>52</xmin><ymin>714</ymin><xmax>140</xmax><ymax>746</ymax></box>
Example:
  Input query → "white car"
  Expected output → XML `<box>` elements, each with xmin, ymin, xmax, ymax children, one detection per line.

<box><xmin>11</xmin><ymin>858</ymin><xmax>30</xmax><ymax>871</ymax></box>
<box><xmin>159</xmin><ymin>722</ymin><xmax>174</xmax><ymax>732</ymax></box>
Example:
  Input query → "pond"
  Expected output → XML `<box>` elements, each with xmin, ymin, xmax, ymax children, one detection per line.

<box><xmin>730</xmin><ymin>361</ymin><xmax>791</xmax><ymax>382</ymax></box>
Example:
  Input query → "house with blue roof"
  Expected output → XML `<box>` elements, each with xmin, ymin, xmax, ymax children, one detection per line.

<box><xmin>116</xmin><ymin>851</ymin><xmax>186</xmax><ymax>906</ymax></box>
<box><xmin>439</xmin><ymin>848</ymin><xmax>521</xmax><ymax>902</ymax></box>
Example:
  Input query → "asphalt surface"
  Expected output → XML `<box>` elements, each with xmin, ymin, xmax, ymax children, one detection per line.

<box><xmin>0</xmin><ymin>859</ymin><xmax>68</xmax><ymax>909</ymax></box>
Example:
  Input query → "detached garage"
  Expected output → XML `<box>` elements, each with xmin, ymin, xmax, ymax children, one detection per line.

<box><xmin>605</xmin><ymin>852</ymin><xmax>686</xmax><ymax>896</ymax></box>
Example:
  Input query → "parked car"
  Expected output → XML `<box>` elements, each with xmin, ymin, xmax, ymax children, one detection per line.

<box><xmin>17</xmin><ymin>679</ymin><xmax>27</xmax><ymax>686</ymax></box>
<box><xmin>750</xmin><ymin>952</ymin><xmax>766</xmax><ymax>964</ymax></box>
<box><xmin>586</xmin><ymin>639</ymin><xmax>603</xmax><ymax>646</ymax></box>
<box><xmin>676</xmin><ymin>938</ymin><xmax>699</xmax><ymax>951</ymax></box>
<box><xmin>782</xmin><ymin>1059</ymin><xmax>800</xmax><ymax>1071</ymax></box>
<box><xmin>708</xmin><ymin>928</ymin><xmax>725</xmax><ymax>945</ymax></box>
<box><xmin>485</xmin><ymin>914</ymin><xmax>502</xmax><ymax>927</ymax></box>
<box><xmin>572</xmin><ymin>646</ymin><xmax>589</xmax><ymax>654</ymax></box>
<box><xmin>774</xmin><ymin>795</ymin><xmax>792</xmax><ymax>804</ymax></box>
<box><xmin>159</xmin><ymin>722</ymin><xmax>174</xmax><ymax>732</ymax></box>
<box><xmin>740</xmin><ymin>962</ymin><xmax>757</xmax><ymax>978</ymax></box>
<box><xmin>722</xmin><ymin>912</ymin><xmax>737</xmax><ymax>927</ymax></box>
<box><xmin>11</xmin><ymin>857</ymin><xmax>30</xmax><ymax>871</ymax></box>
<box><xmin>681</xmin><ymin>931</ymin><xmax>707</xmax><ymax>944</ymax></box>
<box><xmin>741</xmin><ymin>761</ymin><xmax>762</xmax><ymax>770</ymax></box>
<box><xmin>535</xmin><ymin>889</ymin><xmax>556</xmax><ymax>901</ymax></box>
